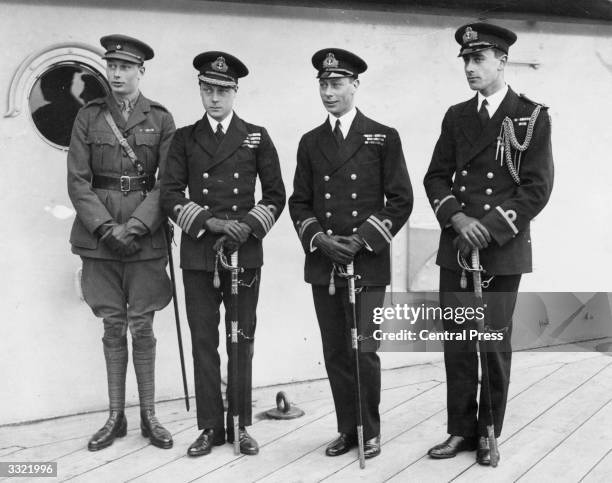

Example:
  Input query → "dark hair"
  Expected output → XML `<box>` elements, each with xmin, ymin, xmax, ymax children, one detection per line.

<box><xmin>492</xmin><ymin>47</ymin><xmax>508</xmax><ymax>59</ymax></box>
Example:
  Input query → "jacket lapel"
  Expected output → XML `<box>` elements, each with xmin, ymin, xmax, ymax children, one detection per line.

<box><xmin>335</xmin><ymin>109</ymin><xmax>366</xmax><ymax>170</ymax></box>
<box><xmin>211</xmin><ymin>113</ymin><xmax>248</xmax><ymax>167</ymax></box>
<box><xmin>193</xmin><ymin>117</ymin><xmax>216</xmax><ymax>158</ymax></box>
<box><xmin>316</xmin><ymin>119</ymin><xmax>338</xmax><ymax>168</ymax></box>
<box><xmin>462</xmin><ymin>88</ymin><xmax>519</xmax><ymax>166</ymax></box>
<box><xmin>105</xmin><ymin>96</ymin><xmax>127</xmax><ymax>130</ymax></box>
<box><xmin>124</xmin><ymin>93</ymin><xmax>148</xmax><ymax>132</ymax></box>
<box><xmin>458</xmin><ymin>94</ymin><xmax>480</xmax><ymax>148</ymax></box>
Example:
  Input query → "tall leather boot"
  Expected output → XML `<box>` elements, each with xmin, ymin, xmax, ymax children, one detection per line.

<box><xmin>88</xmin><ymin>337</ymin><xmax>128</xmax><ymax>451</ymax></box>
<box><xmin>133</xmin><ymin>336</ymin><xmax>173</xmax><ymax>449</ymax></box>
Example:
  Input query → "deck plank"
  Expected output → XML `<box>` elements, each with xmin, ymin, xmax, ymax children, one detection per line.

<box><xmin>517</xmin><ymin>399</ymin><xmax>612</xmax><ymax>482</ymax></box>
<box><xmin>327</xmin><ymin>356</ymin><xmax>572</xmax><ymax>482</ymax></box>
<box><xmin>386</xmin><ymin>355</ymin><xmax>611</xmax><ymax>482</ymax></box>
<box><xmin>197</xmin><ymin>381</ymin><xmax>442</xmax><ymax>482</ymax></box>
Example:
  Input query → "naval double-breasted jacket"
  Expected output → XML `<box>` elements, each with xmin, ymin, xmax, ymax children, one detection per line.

<box><xmin>160</xmin><ymin>113</ymin><xmax>286</xmax><ymax>271</ymax></box>
<box><xmin>289</xmin><ymin>109</ymin><xmax>414</xmax><ymax>286</ymax></box>
<box><xmin>424</xmin><ymin>87</ymin><xmax>554</xmax><ymax>275</ymax></box>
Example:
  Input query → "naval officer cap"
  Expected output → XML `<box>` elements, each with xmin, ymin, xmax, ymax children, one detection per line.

<box><xmin>312</xmin><ymin>48</ymin><xmax>368</xmax><ymax>79</ymax></box>
<box><xmin>193</xmin><ymin>51</ymin><xmax>249</xmax><ymax>88</ymax></box>
<box><xmin>100</xmin><ymin>34</ymin><xmax>154</xmax><ymax>64</ymax></box>
<box><xmin>455</xmin><ymin>22</ymin><xmax>517</xmax><ymax>57</ymax></box>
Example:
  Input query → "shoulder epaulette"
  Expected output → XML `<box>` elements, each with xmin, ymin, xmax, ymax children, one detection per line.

<box><xmin>83</xmin><ymin>97</ymin><xmax>106</xmax><ymax>108</ymax></box>
<box><xmin>149</xmin><ymin>100</ymin><xmax>169</xmax><ymax>112</ymax></box>
<box><xmin>519</xmin><ymin>93</ymin><xmax>548</xmax><ymax>109</ymax></box>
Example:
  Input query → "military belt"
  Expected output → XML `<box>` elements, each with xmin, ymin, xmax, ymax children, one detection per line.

<box><xmin>92</xmin><ymin>174</ymin><xmax>156</xmax><ymax>192</ymax></box>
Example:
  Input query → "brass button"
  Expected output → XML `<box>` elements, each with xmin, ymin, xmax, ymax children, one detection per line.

<box><xmin>326</xmin><ymin>229</ymin><xmax>333</xmax><ymax>236</ymax></box>
<box><xmin>325</xmin><ymin>212</ymin><xmax>332</xmax><ymax>218</ymax></box>
<box><xmin>324</xmin><ymin>175</ymin><xmax>330</xmax><ymax>181</ymax></box>
<box><xmin>325</xmin><ymin>193</ymin><xmax>331</xmax><ymax>199</ymax></box>
<box><xmin>351</xmin><ymin>193</ymin><xmax>357</xmax><ymax>199</ymax></box>
<box><xmin>233</xmin><ymin>188</ymin><xmax>239</xmax><ymax>195</ymax></box>
<box><xmin>232</xmin><ymin>205</ymin><xmax>238</xmax><ymax>212</ymax></box>
<box><xmin>203</xmin><ymin>173</ymin><xmax>209</xmax><ymax>179</ymax></box>
<box><xmin>484</xmin><ymin>204</ymin><xmax>491</xmax><ymax>211</ymax></box>
<box><xmin>485</xmin><ymin>188</ymin><xmax>492</xmax><ymax>195</ymax></box>
<box><xmin>461</xmin><ymin>170</ymin><xmax>468</xmax><ymax>176</ymax></box>
<box><xmin>204</xmin><ymin>205</ymin><xmax>209</xmax><ymax>210</ymax></box>
<box><xmin>352</xmin><ymin>211</ymin><xmax>358</xmax><ymax>217</ymax></box>
<box><xmin>202</xmin><ymin>189</ymin><xmax>208</xmax><ymax>195</ymax></box>
<box><xmin>234</xmin><ymin>172</ymin><xmax>239</xmax><ymax>179</ymax></box>
<box><xmin>352</xmin><ymin>227</ymin><xmax>358</xmax><ymax>233</ymax></box>
<box><xmin>487</xmin><ymin>172</ymin><xmax>494</xmax><ymax>179</ymax></box>
<box><xmin>460</xmin><ymin>186</ymin><xmax>466</xmax><ymax>192</ymax></box>
<box><xmin>461</xmin><ymin>202</ymin><xmax>466</xmax><ymax>207</ymax></box>
<box><xmin>350</xmin><ymin>174</ymin><xmax>357</xmax><ymax>180</ymax></box>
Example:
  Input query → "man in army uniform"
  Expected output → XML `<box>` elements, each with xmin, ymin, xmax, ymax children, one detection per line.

<box><xmin>67</xmin><ymin>35</ymin><xmax>175</xmax><ymax>451</ymax></box>
<box><xmin>289</xmin><ymin>48</ymin><xmax>413</xmax><ymax>459</ymax></box>
<box><xmin>424</xmin><ymin>23</ymin><xmax>554</xmax><ymax>465</ymax></box>
<box><xmin>160</xmin><ymin>51</ymin><xmax>285</xmax><ymax>457</ymax></box>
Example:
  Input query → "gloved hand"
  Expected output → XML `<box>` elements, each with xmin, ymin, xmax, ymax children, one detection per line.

<box><xmin>313</xmin><ymin>233</ymin><xmax>354</xmax><ymax>265</ymax></box>
<box><xmin>450</xmin><ymin>212</ymin><xmax>491</xmax><ymax>249</ymax></box>
<box><xmin>213</xmin><ymin>235</ymin><xmax>240</xmax><ymax>254</ymax></box>
<box><xmin>205</xmin><ymin>218</ymin><xmax>252</xmax><ymax>244</ymax></box>
<box><xmin>334</xmin><ymin>234</ymin><xmax>366</xmax><ymax>257</ymax></box>
<box><xmin>453</xmin><ymin>235</ymin><xmax>472</xmax><ymax>259</ymax></box>
<box><xmin>101</xmin><ymin>220</ymin><xmax>142</xmax><ymax>257</ymax></box>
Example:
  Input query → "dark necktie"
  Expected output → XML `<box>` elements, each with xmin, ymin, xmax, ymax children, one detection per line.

<box><xmin>333</xmin><ymin>119</ymin><xmax>344</xmax><ymax>145</ymax></box>
<box><xmin>215</xmin><ymin>122</ymin><xmax>224</xmax><ymax>141</ymax></box>
<box><xmin>478</xmin><ymin>99</ymin><xmax>490</xmax><ymax>127</ymax></box>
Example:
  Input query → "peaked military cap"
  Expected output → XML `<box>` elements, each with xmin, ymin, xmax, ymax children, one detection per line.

<box><xmin>193</xmin><ymin>51</ymin><xmax>249</xmax><ymax>88</ymax></box>
<box><xmin>312</xmin><ymin>48</ymin><xmax>368</xmax><ymax>79</ymax></box>
<box><xmin>455</xmin><ymin>22</ymin><xmax>517</xmax><ymax>57</ymax></box>
<box><xmin>100</xmin><ymin>34</ymin><xmax>154</xmax><ymax>64</ymax></box>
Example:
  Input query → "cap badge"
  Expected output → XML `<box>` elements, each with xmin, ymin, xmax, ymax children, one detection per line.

<box><xmin>212</xmin><ymin>56</ymin><xmax>228</xmax><ymax>73</ymax></box>
<box><xmin>463</xmin><ymin>27</ymin><xmax>478</xmax><ymax>43</ymax></box>
<box><xmin>116</xmin><ymin>44</ymin><xmax>122</xmax><ymax>50</ymax></box>
<box><xmin>323</xmin><ymin>52</ymin><xmax>339</xmax><ymax>69</ymax></box>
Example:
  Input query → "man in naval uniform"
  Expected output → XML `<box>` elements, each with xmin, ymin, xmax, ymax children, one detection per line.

<box><xmin>288</xmin><ymin>48</ymin><xmax>413</xmax><ymax>459</ymax></box>
<box><xmin>67</xmin><ymin>34</ymin><xmax>175</xmax><ymax>451</ymax></box>
<box><xmin>424</xmin><ymin>23</ymin><xmax>554</xmax><ymax>465</ymax></box>
<box><xmin>160</xmin><ymin>51</ymin><xmax>285</xmax><ymax>457</ymax></box>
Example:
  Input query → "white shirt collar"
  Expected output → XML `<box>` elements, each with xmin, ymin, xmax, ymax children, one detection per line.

<box><xmin>477</xmin><ymin>84</ymin><xmax>508</xmax><ymax>117</ymax></box>
<box><xmin>206</xmin><ymin>111</ymin><xmax>233</xmax><ymax>134</ymax></box>
<box><xmin>328</xmin><ymin>107</ymin><xmax>357</xmax><ymax>138</ymax></box>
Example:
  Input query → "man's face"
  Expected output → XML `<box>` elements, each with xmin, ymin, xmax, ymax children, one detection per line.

<box><xmin>200</xmin><ymin>83</ymin><xmax>236</xmax><ymax>121</ymax></box>
<box><xmin>105</xmin><ymin>60</ymin><xmax>143</xmax><ymax>96</ymax></box>
<box><xmin>463</xmin><ymin>49</ymin><xmax>506</xmax><ymax>96</ymax></box>
<box><xmin>319</xmin><ymin>77</ymin><xmax>359</xmax><ymax>117</ymax></box>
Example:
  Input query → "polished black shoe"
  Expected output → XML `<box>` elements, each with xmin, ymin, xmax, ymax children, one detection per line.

<box><xmin>476</xmin><ymin>436</ymin><xmax>494</xmax><ymax>466</ymax></box>
<box><xmin>140</xmin><ymin>409</ymin><xmax>173</xmax><ymax>449</ymax></box>
<box><xmin>325</xmin><ymin>433</ymin><xmax>357</xmax><ymax>457</ymax></box>
<box><xmin>87</xmin><ymin>410</ymin><xmax>127</xmax><ymax>451</ymax></box>
<box><xmin>227</xmin><ymin>427</ymin><xmax>259</xmax><ymax>455</ymax></box>
<box><xmin>428</xmin><ymin>435</ymin><xmax>478</xmax><ymax>459</ymax></box>
<box><xmin>364</xmin><ymin>434</ymin><xmax>381</xmax><ymax>459</ymax></box>
<box><xmin>187</xmin><ymin>428</ymin><xmax>225</xmax><ymax>457</ymax></box>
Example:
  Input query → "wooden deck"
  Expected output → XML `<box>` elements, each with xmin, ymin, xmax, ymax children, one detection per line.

<box><xmin>1</xmin><ymin>349</ymin><xmax>611</xmax><ymax>482</ymax></box>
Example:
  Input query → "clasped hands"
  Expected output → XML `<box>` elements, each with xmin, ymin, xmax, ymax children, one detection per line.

<box><xmin>100</xmin><ymin>217</ymin><xmax>148</xmax><ymax>257</ymax></box>
<box><xmin>450</xmin><ymin>212</ymin><xmax>491</xmax><ymax>258</ymax></box>
<box><xmin>314</xmin><ymin>233</ymin><xmax>365</xmax><ymax>265</ymax></box>
<box><xmin>206</xmin><ymin>218</ymin><xmax>252</xmax><ymax>253</ymax></box>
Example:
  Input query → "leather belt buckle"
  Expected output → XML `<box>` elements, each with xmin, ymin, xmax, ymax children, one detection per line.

<box><xmin>120</xmin><ymin>176</ymin><xmax>131</xmax><ymax>192</ymax></box>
